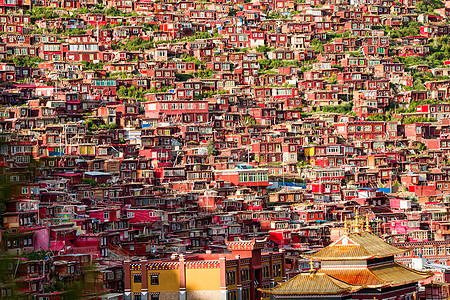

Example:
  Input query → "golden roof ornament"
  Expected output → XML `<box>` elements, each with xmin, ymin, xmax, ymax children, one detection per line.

<box><xmin>309</xmin><ymin>259</ymin><xmax>314</xmax><ymax>272</ymax></box>
<box><xmin>353</xmin><ymin>210</ymin><xmax>360</xmax><ymax>233</ymax></box>
<box><xmin>365</xmin><ymin>215</ymin><xmax>371</xmax><ymax>232</ymax></box>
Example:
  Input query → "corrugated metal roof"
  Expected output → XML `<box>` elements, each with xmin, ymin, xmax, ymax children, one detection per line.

<box><xmin>370</xmin><ymin>262</ymin><xmax>432</xmax><ymax>287</ymax></box>
<box><xmin>321</xmin><ymin>262</ymin><xmax>432</xmax><ymax>289</ymax></box>
<box><xmin>318</xmin><ymin>267</ymin><xmax>384</xmax><ymax>287</ymax></box>
<box><xmin>259</xmin><ymin>272</ymin><xmax>359</xmax><ymax>295</ymax></box>
<box><xmin>262</xmin><ymin>263</ymin><xmax>431</xmax><ymax>296</ymax></box>
<box><xmin>305</xmin><ymin>231</ymin><xmax>408</xmax><ymax>260</ymax></box>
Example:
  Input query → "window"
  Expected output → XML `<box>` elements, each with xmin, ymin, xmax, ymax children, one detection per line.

<box><xmin>226</xmin><ymin>271</ymin><xmax>236</xmax><ymax>285</ymax></box>
<box><xmin>241</xmin><ymin>269</ymin><xmax>249</xmax><ymax>281</ymax></box>
<box><xmin>239</xmin><ymin>174</ymin><xmax>248</xmax><ymax>182</ymax></box>
<box><xmin>273</xmin><ymin>264</ymin><xmax>281</xmax><ymax>277</ymax></box>
<box><xmin>104</xmin><ymin>211</ymin><xmax>109</xmax><ymax>220</ymax></box>
<box><xmin>133</xmin><ymin>274</ymin><xmax>142</xmax><ymax>283</ymax></box>
<box><xmin>228</xmin><ymin>290</ymin><xmax>237</xmax><ymax>300</ymax></box>
<box><xmin>422</xmin><ymin>247</ymin><xmax>436</xmax><ymax>256</ymax></box>
<box><xmin>242</xmin><ymin>288</ymin><xmax>250</xmax><ymax>300</ymax></box>
<box><xmin>150</xmin><ymin>274</ymin><xmax>159</xmax><ymax>285</ymax></box>
<box><xmin>263</xmin><ymin>265</ymin><xmax>270</xmax><ymax>278</ymax></box>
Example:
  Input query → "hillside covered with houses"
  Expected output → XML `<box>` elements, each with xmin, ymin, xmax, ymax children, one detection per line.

<box><xmin>3</xmin><ymin>0</ymin><xmax>450</xmax><ymax>299</ymax></box>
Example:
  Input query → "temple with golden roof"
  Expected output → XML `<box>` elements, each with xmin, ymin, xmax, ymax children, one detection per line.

<box><xmin>260</xmin><ymin>213</ymin><xmax>433</xmax><ymax>300</ymax></box>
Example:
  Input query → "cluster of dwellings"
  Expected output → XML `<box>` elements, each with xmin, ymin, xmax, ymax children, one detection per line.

<box><xmin>3</xmin><ymin>0</ymin><xmax>450</xmax><ymax>299</ymax></box>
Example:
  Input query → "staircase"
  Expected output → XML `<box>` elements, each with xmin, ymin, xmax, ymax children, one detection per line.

<box><xmin>108</xmin><ymin>244</ymin><xmax>132</xmax><ymax>259</ymax></box>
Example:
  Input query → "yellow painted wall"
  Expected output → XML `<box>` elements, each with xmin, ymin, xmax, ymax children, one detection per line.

<box><xmin>304</xmin><ymin>147</ymin><xmax>314</xmax><ymax>157</ymax></box>
<box><xmin>273</xmin><ymin>258</ymin><xmax>283</xmax><ymax>265</ymax></box>
<box><xmin>80</xmin><ymin>146</ymin><xmax>87</xmax><ymax>155</ymax></box>
<box><xmin>186</xmin><ymin>268</ymin><xmax>220</xmax><ymax>291</ymax></box>
<box><xmin>148</xmin><ymin>269</ymin><xmax>180</xmax><ymax>292</ymax></box>
<box><xmin>80</xmin><ymin>146</ymin><xmax>95</xmax><ymax>155</ymax></box>
<box><xmin>131</xmin><ymin>271</ymin><xmax>142</xmax><ymax>293</ymax></box>
<box><xmin>227</xmin><ymin>282</ymin><xmax>237</xmax><ymax>290</ymax></box>
<box><xmin>226</xmin><ymin>266</ymin><xmax>236</xmax><ymax>272</ymax></box>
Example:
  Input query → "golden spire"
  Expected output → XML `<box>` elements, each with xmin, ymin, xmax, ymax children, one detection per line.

<box><xmin>353</xmin><ymin>210</ymin><xmax>360</xmax><ymax>233</ymax></box>
<box><xmin>365</xmin><ymin>214</ymin><xmax>371</xmax><ymax>232</ymax></box>
<box><xmin>343</xmin><ymin>216</ymin><xmax>348</xmax><ymax>235</ymax></box>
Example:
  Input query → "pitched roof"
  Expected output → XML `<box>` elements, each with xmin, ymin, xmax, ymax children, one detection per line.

<box><xmin>303</xmin><ymin>231</ymin><xmax>408</xmax><ymax>261</ymax></box>
<box><xmin>369</xmin><ymin>261</ymin><xmax>432</xmax><ymax>287</ymax></box>
<box><xmin>261</xmin><ymin>259</ymin><xmax>432</xmax><ymax>296</ymax></box>
<box><xmin>259</xmin><ymin>272</ymin><xmax>360</xmax><ymax>295</ymax></box>
<box><xmin>318</xmin><ymin>267</ymin><xmax>384</xmax><ymax>287</ymax></box>
<box><xmin>319</xmin><ymin>262</ymin><xmax>432</xmax><ymax>288</ymax></box>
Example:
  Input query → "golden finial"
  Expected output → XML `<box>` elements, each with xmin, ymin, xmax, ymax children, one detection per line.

<box><xmin>354</xmin><ymin>210</ymin><xmax>360</xmax><ymax>233</ymax></box>
<box><xmin>310</xmin><ymin>259</ymin><xmax>314</xmax><ymax>272</ymax></box>
<box><xmin>365</xmin><ymin>214</ymin><xmax>371</xmax><ymax>232</ymax></box>
<box><xmin>343</xmin><ymin>216</ymin><xmax>348</xmax><ymax>235</ymax></box>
